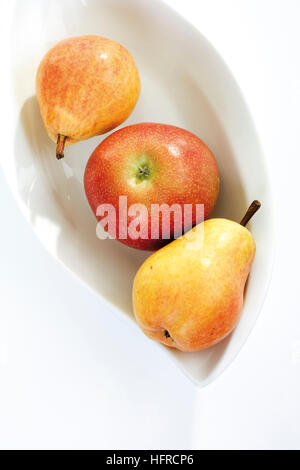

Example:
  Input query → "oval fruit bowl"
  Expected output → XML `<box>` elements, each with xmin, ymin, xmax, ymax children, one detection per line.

<box><xmin>5</xmin><ymin>0</ymin><xmax>274</xmax><ymax>386</ymax></box>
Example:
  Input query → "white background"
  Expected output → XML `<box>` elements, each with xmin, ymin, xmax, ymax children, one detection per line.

<box><xmin>0</xmin><ymin>0</ymin><xmax>299</xmax><ymax>449</ymax></box>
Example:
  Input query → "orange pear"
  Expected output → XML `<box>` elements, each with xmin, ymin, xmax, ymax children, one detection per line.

<box><xmin>36</xmin><ymin>35</ymin><xmax>140</xmax><ymax>159</ymax></box>
<box><xmin>133</xmin><ymin>201</ymin><xmax>260</xmax><ymax>352</ymax></box>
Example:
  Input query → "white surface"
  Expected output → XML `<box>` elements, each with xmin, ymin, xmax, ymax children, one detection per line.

<box><xmin>5</xmin><ymin>0</ymin><xmax>274</xmax><ymax>386</ymax></box>
<box><xmin>0</xmin><ymin>0</ymin><xmax>299</xmax><ymax>450</ymax></box>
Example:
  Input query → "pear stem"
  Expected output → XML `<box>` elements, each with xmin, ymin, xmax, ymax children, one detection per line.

<box><xmin>240</xmin><ymin>200</ymin><xmax>261</xmax><ymax>226</ymax></box>
<box><xmin>56</xmin><ymin>134</ymin><xmax>67</xmax><ymax>160</ymax></box>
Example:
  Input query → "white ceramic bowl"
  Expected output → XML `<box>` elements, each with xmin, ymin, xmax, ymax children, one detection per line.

<box><xmin>5</xmin><ymin>0</ymin><xmax>274</xmax><ymax>386</ymax></box>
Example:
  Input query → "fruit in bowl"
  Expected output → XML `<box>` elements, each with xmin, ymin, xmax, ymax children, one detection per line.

<box><xmin>36</xmin><ymin>35</ymin><xmax>140</xmax><ymax>159</ymax></box>
<box><xmin>84</xmin><ymin>122</ymin><xmax>220</xmax><ymax>251</ymax></box>
<box><xmin>132</xmin><ymin>201</ymin><xmax>261</xmax><ymax>352</ymax></box>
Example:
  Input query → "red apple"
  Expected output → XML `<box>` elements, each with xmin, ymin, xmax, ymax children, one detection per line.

<box><xmin>84</xmin><ymin>123</ymin><xmax>219</xmax><ymax>250</ymax></box>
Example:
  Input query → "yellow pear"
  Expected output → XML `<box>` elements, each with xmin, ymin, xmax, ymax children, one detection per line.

<box><xmin>133</xmin><ymin>201</ymin><xmax>260</xmax><ymax>352</ymax></box>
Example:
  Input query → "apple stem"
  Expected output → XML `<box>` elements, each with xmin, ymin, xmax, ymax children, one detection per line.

<box><xmin>56</xmin><ymin>134</ymin><xmax>67</xmax><ymax>160</ymax></box>
<box><xmin>240</xmin><ymin>200</ymin><xmax>261</xmax><ymax>226</ymax></box>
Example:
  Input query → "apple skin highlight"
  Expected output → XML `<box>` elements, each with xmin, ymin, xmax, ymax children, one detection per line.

<box><xmin>84</xmin><ymin>123</ymin><xmax>220</xmax><ymax>250</ymax></box>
